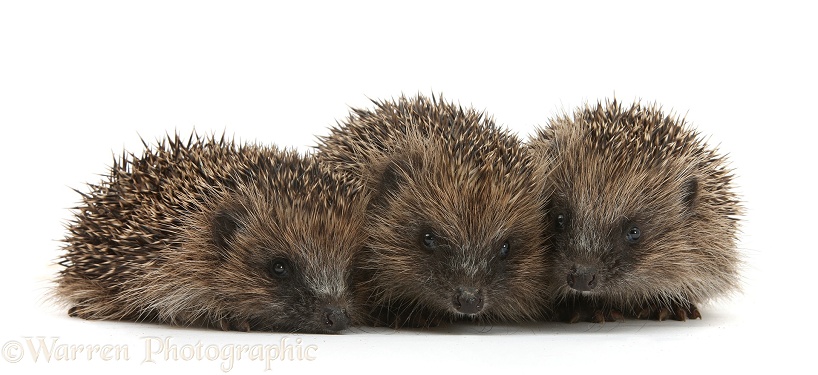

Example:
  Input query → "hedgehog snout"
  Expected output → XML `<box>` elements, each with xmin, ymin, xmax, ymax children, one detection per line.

<box><xmin>567</xmin><ymin>265</ymin><xmax>598</xmax><ymax>292</ymax></box>
<box><xmin>452</xmin><ymin>287</ymin><xmax>484</xmax><ymax>315</ymax></box>
<box><xmin>321</xmin><ymin>305</ymin><xmax>349</xmax><ymax>332</ymax></box>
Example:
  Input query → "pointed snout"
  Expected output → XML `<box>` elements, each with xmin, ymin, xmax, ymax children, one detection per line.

<box><xmin>567</xmin><ymin>265</ymin><xmax>598</xmax><ymax>292</ymax></box>
<box><xmin>453</xmin><ymin>287</ymin><xmax>484</xmax><ymax>315</ymax></box>
<box><xmin>322</xmin><ymin>305</ymin><xmax>349</xmax><ymax>332</ymax></box>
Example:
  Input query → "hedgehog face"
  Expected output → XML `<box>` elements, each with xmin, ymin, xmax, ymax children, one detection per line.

<box><xmin>546</xmin><ymin>165</ymin><xmax>701</xmax><ymax>303</ymax></box>
<box><xmin>365</xmin><ymin>153</ymin><xmax>548</xmax><ymax>322</ymax></box>
<box><xmin>151</xmin><ymin>184</ymin><xmax>363</xmax><ymax>334</ymax></box>
<box><xmin>533</xmin><ymin>100</ymin><xmax>741</xmax><ymax>310</ymax></box>
<box><xmin>210</xmin><ymin>190</ymin><xmax>363</xmax><ymax>334</ymax></box>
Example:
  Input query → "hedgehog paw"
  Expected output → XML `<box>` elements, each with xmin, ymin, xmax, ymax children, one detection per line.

<box><xmin>591</xmin><ymin>309</ymin><xmax>625</xmax><ymax>323</ymax></box>
<box><xmin>672</xmin><ymin>303</ymin><xmax>701</xmax><ymax>321</ymax></box>
<box><xmin>556</xmin><ymin>303</ymin><xmax>623</xmax><ymax>323</ymax></box>
<box><xmin>234</xmin><ymin>320</ymin><xmax>251</xmax><ymax>332</ymax></box>
<box><xmin>218</xmin><ymin>318</ymin><xmax>251</xmax><ymax>332</ymax></box>
<box><xmin>644</xmin><ymin>302</ymin><xmax>701</xmax><ymax>321</ymax></box>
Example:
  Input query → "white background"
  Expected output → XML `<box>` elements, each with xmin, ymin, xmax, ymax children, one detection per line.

<box><xmin>1</xmin><ymin>1</ymin><xmax>815</xmax><ymax>374</ymax></box>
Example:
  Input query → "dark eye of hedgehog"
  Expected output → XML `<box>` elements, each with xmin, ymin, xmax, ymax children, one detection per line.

<box><xmin>267</xmin><ymin>259</ymin><xmax>291</xmax><ymax>279</ymax></box>
<box><xmin>422</xmin><ymin>232</ymin><xmax>438</xmax><ymax>251</ymax></box>
<box><xmin>625</xmin><ymin>226</ymin><xmax>641</xmax><ymax>243</ymax></box>
<box><xmin>555</xmin><ymin>213</ymin><xmax>567</xmax><ymax>232</ymax></box>
<box><xmin>499</xmin><ymin>241</ymin><xmax>510</xmax><ymax>259</ymax></box>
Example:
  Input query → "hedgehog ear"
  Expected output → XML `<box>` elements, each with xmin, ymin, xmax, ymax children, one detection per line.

<box><xmin>212</xmin><ymin>208</ymin><xmax>244</xmax><ymax>260</ymax></box>
<box><xmin>681</xmin><ymin>177</ymin><xmax>699</xmax><ymax>213</ymax></box>
<box><xmin>368</xmin><ymin>153</ymin><xmax>421</xmax><ymax>208</ymax></box>
<box><xmin>378</xmin><ymin>159</ymin><xmax>410</xmax><ymax>195</ymax></box>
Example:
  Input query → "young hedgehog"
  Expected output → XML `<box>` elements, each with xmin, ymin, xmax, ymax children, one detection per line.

<box><xmin>315</xmin><ymin>94</ymin><xmax>550</xmax><ymax>328</ymax></box>
<box><xmin>55</xmin><ymin>133</ymin><xmax>367</xmax><ymax>333</ymax></box>
<box><xmin>528</xmin><ymin>99</ymin><xmax>742</xmax><ymax>323</ymax></box>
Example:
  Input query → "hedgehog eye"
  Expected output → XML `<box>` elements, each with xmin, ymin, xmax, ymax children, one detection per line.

<box><xmin>625</xmin><ymin>226</ymin><xmax>641</xmax><ymax>243</ymax></box>
<box><xmin>422</xmin><ymin>233</ymin><xmax>437</xmax><ymax>250</ymax></box>
<box><xmin>499</xmin><ymin>241</ymin><xmax>510</xmax><ymax>259</ymax></box>
<box><xmin>267</xmin><ymin>259</ymin><xmax>290</xmax><ymax>279</ymax></box>
<box><xmin>555</xmin><ymin>213</ymin><xmax>567</xmax><ymax>232</ymax></box>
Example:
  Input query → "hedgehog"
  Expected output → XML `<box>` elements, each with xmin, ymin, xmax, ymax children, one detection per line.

<box><xmin>55</xmin><ymin>132</ymin><xmax>368</xmax><ymax>333</ymax></box>
<box><xmin>315</xmin><ymin>94</ymin><xmax>550</xmax><ymax>328</ymax></box>
<box><xmin>528</xmin><ymin>99</ymin><xmax>742</xmax><ymax>323</ymax></box>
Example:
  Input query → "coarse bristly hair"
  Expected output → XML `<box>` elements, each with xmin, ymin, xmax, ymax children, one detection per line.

<box><xmin>53</xmin><ymin>132</ymin><xmax>368</xmax><ymax>333</ymax></box>
<box><xmin>528</xmin><ymin>98</ymin><xmax>743</xmax><ymax>323</ymax></box>
<box><xmin>315</xmin><ymin>94</ymin><xmax>552</xmax><ymax>328</ymax></box>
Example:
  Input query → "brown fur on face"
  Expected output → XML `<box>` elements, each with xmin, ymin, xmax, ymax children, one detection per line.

<box><xmin>316</xmin><ymin>94</ymin><xmax>550</xmax><ymax>328</ymax></box>
<box><xmin>528</xmin><ymin>99</ymin><xmax>742</xmax><ymax>322</ymax></box>
<box><xmin>55</xmin><ymin>133</ymin><xmax>368</xmax><ymax>333</ymax></box>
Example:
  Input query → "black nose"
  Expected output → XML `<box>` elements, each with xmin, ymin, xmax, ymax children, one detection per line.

<box><xmin>567</xmin><ymin>266</ymin><xmax>598</xmax><ymax>292</ymax></box>
<box><xmin>454</xmin><ymin>287</ymin><xmax>484</xmax><ymax>314</ymax></box>
<box><xmin>323</xmin><ymin>306</ymin><xmax>349</xmax><ymax>331</ymax></box>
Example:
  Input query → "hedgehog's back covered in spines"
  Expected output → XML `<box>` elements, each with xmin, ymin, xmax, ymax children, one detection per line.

<box><xmin>316</xmin><ymin>94</ymin><xmax>537</xmax><ymax>190</ymax></box>
<box><xmin>536</xmin><ymin>99</ymin><xmax>741</xmax><ymax>221</ymax></box>
<box><xmin>60</xmin><ymin>133</ymin><xmax>272</xmax><ymax>290</ymax></box>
